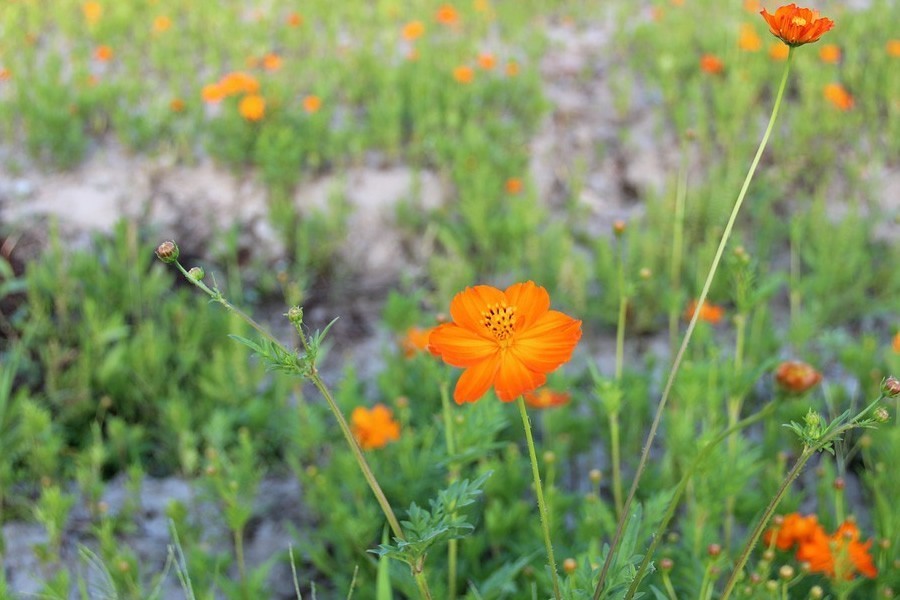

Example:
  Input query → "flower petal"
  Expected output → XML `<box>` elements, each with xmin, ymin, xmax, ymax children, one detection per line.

<box><xmin>454</xmin><ymin>352</ymin><xmax>501</xmax><ymax>404</ymax></box>
<box><xmin>494</xmin><ymin>353</ymin><xmax>546</xmax><ymax>401</ymax></box>
<box><xmin>512</xmin><ymin>311</ymin><xmax>582</xmax><ymax>372</ymax></box>
<box><xmin>429</xmin><ymin>323</ymin><xmax>499</xmax><ymax>367</ymax></box>
<box><xmin>504</xmin><ymin>281</ymin><xmax>550</xmax><ymax>331</ymax></box>
<box><xmin>449</xmin><ymin>285</ymin><xmax>507</xmax><ymax>335</ymax></box>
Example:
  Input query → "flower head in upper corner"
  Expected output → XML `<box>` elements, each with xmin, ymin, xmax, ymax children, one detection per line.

<box><xmin>401</xmin><ymin>326</ymin><xmax>435</xmax><ymax>358</ymax></box>
<box><xmin>760</xmin><ymin>4</ymin><xmax>834</xmax><ymax>47</ymax></box>
<box><xmin>429</xmin><ymin>282</ymin><xmax>582</xmax><ymax>404</ymax></box>
<box><xmin>524</xmin><ymin>388</ymin><xmax>571</xmax><ymax>409</ymax></box>
<box><xmin>351</xmin><ymin>404</ymin><xmax>401</xmax><ymax>450</ymax></box>
<box><xmin>775</xmin><ymin>360</ymin><xmax>822</xmax><ymax>393</ymax></box>
<box><xmin>683</xmin><ymin>299</ymin><xmax>725</xmax><ymax>325</ymax></box>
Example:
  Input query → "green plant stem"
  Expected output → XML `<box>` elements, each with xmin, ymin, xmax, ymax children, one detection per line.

<box><xmin>594</xmin><ymin>49</ymin><xmax>796</xmax><ymax>600</ymax></box>
<box><xmin>440</xmin><ymin>381</ymin><xmax>460</xmax><ymax>600</ymax></box>
<box><xmin>611</xmin><ymin>237</ymin><xmax>627</xmax><ymax>519</ymax></box>
<box><xmin>669</xmin><ymin>156</ymin><xmax>688</xmax><ymax>356</ymax></box>
<box><xmin>724</xmin><ymin>313</ymin><xmax>747</xmax><ymax>550</ymax></box>
<box><xmin>661</xmin><ymin>572</ymin><xmax>677</xmax><ymax>600</ymax></box>
<box><xmin>234</xmin><ymin>527</ymin><xmax>246</xmax><ymax>588</ymax></box>
<box><xmin>517</xmin><ymin>397</ymin><xmax>562</xmax><ymax>600</ymax></box>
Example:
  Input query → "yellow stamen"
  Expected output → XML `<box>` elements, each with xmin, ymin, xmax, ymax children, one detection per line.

<box><xmin>482</xmin><ymin>303</ymin><xmax>517</xmax><ymax>341</ymax></box>
<box><xmin>791</xmin><ymin>16</ymin><xmax>807</xmax><ymax>26</ymax></box>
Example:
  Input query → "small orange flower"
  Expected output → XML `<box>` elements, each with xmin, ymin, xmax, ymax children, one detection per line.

<box><xmin>744</xmin><ymin>0</ymin><xmax>761</xmax><ymax>12</ymax></box>
<box><xmin>769</xmin><ymin>42</ymin><xmax>790</xmax><ymax>60</ymax></box>
<box><xmin>505</xmin><ymin>178</ymin><xmax>523</xmax><ymax>194</ymax></box>
<box><xmin>238</xmin><ymin>94</ymin><xmax>266</xmax><ymax>121</ymax></box>
<box><xmin>429</xmin><ymin>281</ymin><xmax>582</xmax><ymax>404</ymax></box>
<box><xmin>888</xmin><ymin>40</ymin><xmax>900</xmax><ymax>58</ymax></box>
<box><xmin>505</xmin><ymin>60</ymin><xmax>520</xmax><ymax>76</ymax></box>
<box><xmin>774</xmin><ymin>360</ymin><xmax>822</xmax><ymax>393</ymax></box>
<box><xmin>764</xmin><ymin>513</ymin><xmax>822</xmax><ymax>551</ymax></box>
<box><xmin>82</xmin><ymin>1</ymin><xmax>102</xmax><ymax>25</ymax></box>
<box><xmin>202</xmin><ymin>83</ymin><xmax>225</xmax><ymax>104</ymax></box>
<box><xmin>169</xmin><ymin>98</ymin><xmax>185</xmax><ymax>113</ymax></box>
<box><xmin>402</xmin><ymin>20</ymin><xmax>425</xmax><ymax>41</ymax></box>
<box><xmin>152</xmin><ymin>15</ymin><xmax>172</xmax><ymax>34</ymax></box>
<box><xmin>0</xmin><ymin>68</ymin><xmax>9</xmax><ymax>81</ymax></box>
<box><xmin>94</xmin><ymin>45</ymin><xmax>114</xmax><ymax>62</ymax></box>
<box><xmin>796</xmin><ymin>520</ymin><xmax>878</xmax><ymax>580</ymax></box>
<box><xmin>477</xmin><ymin>52</ymin><xmax>496</xmax><ymax>70</ymax></box>
<box><xmin>683</xmin><ymin>300</ymin><xmax>724</xmax><ymax>325</ymax></box>
<box><xmin>351</xmin><ymin>404</ymin><xmax>401</xmax><ymax>450</ymax></box>
<box><xmin>262</xmin><ymin>52</ymin><xmax>282</xmax><ymax>71</ymax></box>
<box><xmin>824</xmin><ymin>83</ymin><xmax>854</xmax><ymax>111</ymax></box>
<box><xmin>474</xmin><ymin>0</ymin><xmax>491</xmax><ymax>13</ymax></box>
<box><xmin>302</xmin><ymin>95</ymin><xmax>321</xmax><ymax>114</ymax></box>
<box><xmin>436</xmin><ymin>4</ymin><xmax>460</xmax><ymax>26</ymax></box>
<box><xmin>286</xmin><ymin>12</ymin><xmax>303</xmax><ymax>27</ymax></box>
<box><xmin>401</xmin><ymin>327</ymin><xmax>434</xmax><ymax>358</ymax></box>
<box><xmin>219</xmin><ymin>72</ymin><xmax>259</xmax><ymax>96</ymax></box>
<box><xmin>453</xmin><ymin>65</ymin><xmax>474</xmax><ymax>84</ymax></box>
<box><xmin>700</xmin><ymin>54</ymin><xmax>725</xmax><ymax>74</ymax></box>
<box><xmin>892</xmin><ymin>331</ymin><xmax>900</xmax><ymax>353</ymax></box>
<box><xmin>738</xmin><ymin>24</ymin><xmax>762</xmax><ymax>51</ymax></box>
<box><xmin>760</xmin><ymin>4</ymin><xmax>834</xmax><ymax>47</ymax></box>
<box><xmin>818</xmin><ymin>43</ymin><xmax>841</xmax><ymax>63</ymax></box>
<box><xmin>524</xmin><ymin>388</ymin><xmax>571</xmax><ymax>409</ymax></box>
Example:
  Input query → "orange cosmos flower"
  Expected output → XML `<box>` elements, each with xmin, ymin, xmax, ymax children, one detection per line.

<box><xmin>286</xmin><ymin>12</ymin><xmax>303</xmax><ymax>27</ymax></box>
<box><xmin>478</xmin><ymin>52</ymin><xmax>496</xmax><ymax>70</ymax></box>
<box><xmin>152</xmin><ymin>15</ymin><xmax>172</xmax><ymax>34</ymax></box>
<box><xmin>202</xmin><ymin>83</ymin><xmax>225</xmax><ymax>104</ymax></box>
<box><xmin>302</xmin><ymin>95</ymin><xmax>321</xmax><ymax>113</ymax></box>
<box><xmin>453</xmin><ymin>65</ymin><xmax>474</xmax><ymax>84</ymax></box>
<box><xmin>796</xmin><ymin>520</ymin><xmax>878</xmax><ymax>580</ymax></box>
<box><xmin>819</xmin><ymin>43</ymin><xmax>840</xmax><ymax>63</ymax></box>
<box><xmin>888</xmin><ymin>40</ymin><xmax>900</xmax><ymax>58</ymax></box>
<box><xmin>219</xmin><ymin>71</ymin><xmax>259</xmax><ymax>96</ymax></box>
<box><xmin>0</xmin><ymin>68</ymin><xmax>9</xmax><ymax>82</ymax></box>
<box><xmin>760</xmin><ymin>4</ymin><xmax>834</xmax><ymax>47</ymax></box>
<box><xmin>263</xmin><ymin>52</ymin><xmax>282</xmax><ymax>71</ymax></box>
<box><xmin>238</xmin><ymin>94</ymin><xmax>265</xmax><ymax>121</ymax></box>
<box><xmin>351</xmin><ymin>404</ymin><xmax>400</xmax><ymax>450</ymax></box>
<box><xmin>764</xmin><ymin>513</ymin><xmax>823</xmax><ymax>551</ymax></box>
<box><xmin>893</xmin><ymin>331</ymin><xmax>900</xmax><ymax>353</ymax></box>
<box><xmin>82</xmin><ymin>1</ymin><xmax>102</xmax><ymax>25</ymax></box>
<box><xmin>774</xmin><ymin>360</ymin><xmax>822</xmax><ymax>393</ymax></box>
<box><xmin>436</xmin><ymin>4</ymin><xmax>460</xmax><ymax>26</ymax></box>
<box><xmin>505</xmin><ymin>60</ymin><xmax>520</xmax><ymax>76</ymax></box>
<box><xmin>769</xmin><ymin>42</ymin><xmax>790</xmax><ymax>60</ymax></box>
<box><xmin>402</xmin><ymin>20</ymin><xmax>425</xmax><ymax>41</ymax></box>
<box><xmin>169</xmin><ymin>98</ymin><xmax>185</xmax><ymax>113</ymax></box>
<box><xmin>429</xmin><ymin>281</ymin><xmax>582</xmax><ymax>404</ymax></box>
<box><xmin>524</xmin><ymin>388</ymin><xmax>571</xmax><ymax>409</ymax></box>
<box><xmin>738</xmin><ymin>24</ymin><xmax>762</xmax><ymax>51</ymax></box>
<box><xmin>700</xmin><ymin>54</ymin><xmax>725</xmax><ymax>74</ymax></box>
<box><xmin>401</xmin><ymin>327</ymin><xmax>435</xmax><ymax>358</ymax></box>
<box><xmin>505</xmin><ymin>178</ymin><xmax>523</xmax><ymax>194</ymax></box>
<box><xmin>94</xmin><ymin>45</ymin><xmax>114</xmax><ymax>62</ymax></box>
<box><xmin>683</xmin><ymin>299</ymin><xmax>724</xmax><ymax>324</ymax></box>
<box><xmin>824</xmin><ymin>83</ymin><xmax>853</xmax><ymax>111</ymax></box>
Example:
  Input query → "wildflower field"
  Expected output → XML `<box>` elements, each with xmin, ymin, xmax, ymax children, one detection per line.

<box><xmin>0</xmin><ymin>0</ymin><xmax>899</xmax><ymax>598</ymax></box>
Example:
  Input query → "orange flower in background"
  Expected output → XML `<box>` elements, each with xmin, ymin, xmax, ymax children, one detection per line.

<box><xmin>524</xmin><ymin>388</ymin><xmax>571</xmax><ymax>409</ymax></box>
<box><xmin>478</xmin><ymin>52</ymin><xmax>496</xmax><ymax>70</ymax></box>
<box><xmin>764</xmin><ymin>513</ymin><xmax>822</xmax><ymax>551</ymax></box>
<box><xmin>769</xmin><ymin>42</ymin><xmax>790</xmax><ymax>60</ymax></box>
<box><xmin>739</xmin><ymin>24</ymin><xmax>762</xmax><ymax>51</ymax></box>
<box><xmin>453</xmin><ymin>65</ymin><xmax>474</xmax><ymax>84</ymax></box>
<box><xmin>775</xmin><ymin>360</ymin><xmax>822</xmax><ymax>393</ymax></box>
<box><xmin>202</xmin><ymin>83</ymin><xmax>225</xmax><ymax>104</ymax></box>
<box><xmin>238</xmin><ymin>94</ymin><xmax>265</xmax><ymax>121</ymax></box>
<box><xmin>819</xmin><ymin>43</ymin><xmax>841</xmax><ymax>63</ymax></box>
<box><xmin>263</xmin><ymin>52</ymin><xmax>282</xmax><ymax>71</ymax></box>
<box><xmin>744</xmin><ymin>0</ymin><xmax>761</xmax><ymax>12</ymax></box>
<box><xmin>351</xmin><ymin>404</ymin><xmax>400</xmax><ymax>450</ymax></box>
<box><xmin>429</xmin><ymin>281</ymin><xmax>582</xmax><ymax>404</ymax></box>
<box><xmin>505</xmin><ymin>178</ymin><xmax>523</xmax><ymax>194</ymax></box>
<box><xmin>436</xmin><ymin>4</ymin><xmax>460</xmax><ymax>26</ymax></box>
<box><xmin>683</xmin><ymin>299</ymin><xmax>724</xmax><ymax>324</ymax></box>
<box><xmin>796</xmin><ymin>520</ymin><xmax>878</xmax><ymax>580</ymax></box>
<box><xmin>700</xmin><ymin>54</ymin><xmax>724</xmax><ymax>74</ymax></box>
<box><xmin>286</xmin><ymin>12</ymin><xmax>303</xmax><ymax>27</ymax></box>
<box><xmin>402</xmin><ymin>20</ymin><xmax>425</xmax><ymax>41</ymax></box>
<box><xmin>152</xmin><ymin>15</ymin><xmax>172</xmax><ymax>34</ymax></box>
<box><xmin>760</xmin><ymin>4</ymin><xmax>834</xmax><ymax>47</ymax></box>
<box><xmin>82</xmin><ymin>1</ymin><xmax>102</xmax><ymax>25</ymax></box>
<box><xmin>219</xmin><ymin>71</ymin><xmax>259</xmax><ymax>96</ymax></box>
<box><xmin>0</xmin><ymin>68</ymin><xmax>10</xmax><ymax>81</ymax></box>
<box><xmin>505</xmin><ymin>60</ymin><xmax>520</xmax><ymax>76</ymax></box>
<box><xmin>401</xmin><ymin>327</ymin><xmax>435</xmax><ymax>358</ymax></box>
<box><xmin>888</xmin><ymin>40</ymin><xmax>900</xmax><ymax>58</ymax></box>
<box><xmin>169</xmin><ymin>98</ymin><xmax>185</xmax><ymax>113</ymax></box>
<box><xmin>94</xmin><ymin>45</ymin><xmax>114</xmax><ymax>62</ymax></box>
<box><xmin>302</xmin><ymin>95</ymin><xmax>321</xmax><ymax>113</ymax></box>
<box><xmin>824</xmin><ymin>83</ymin><xmax>854</xmax><ymax>111</ymax></box>
<box><xmin>892</xmin><ymin>331</ymin><xmax>900</xmax><ymax>353</ymax></box>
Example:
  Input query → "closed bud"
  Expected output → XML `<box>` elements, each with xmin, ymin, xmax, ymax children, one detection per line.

<box><xmin>660</xmin><ymin>557</ymin><xmax>674</xmax><ymax>571</ymax></box>
<box><xmin>883</xmin><ymin>376</ymin><xmax>900</xmax><ymax>397</ymax></box>
<box><xmin>707</xmin><ymin>543</ymin><xmax>722</xmax><ymax>557</ymax></box>
<box><xmin>543</xmin><ymin>450</ymin><xmax>556</xmax><ymax>465</ymax></box>
<box><xmin>873</xmin><ymin>407</ymin><xmax>889</xmax><ymax>423</ymax></box>
<box><xmin>563</xmin><ymin>558</ymin><xmax>577</xmax><ymax>574</ymax></box>
<box><xmin>155</xmin><ymin>240</ymin><xmax>179</xmax><ymax>263</ymax></box>
<box><xmin>395</xmin><ymin>396</ymin><xmax>409</xmax><ymax>409</ymax></box>
<box><xmin>639</xmin><ymin>267</ymin><xmax>652</xmax><ymax>280</ymax></box>
<box><xmin>809</xmin><ymin>585</ymin><xmax>824</xmax><ymax>599</ymax></box>
<box><xmin>287</xmin><ymin>306</ymin><xmax>303</xmax><ymax>325</ymax></box>
<box><xmin>779</xmin><ymin>565</ymin><xmax>794</xmax><ymax>580</ymax></box>
<box><xmin>765</xmin><ymin>580</ymin><xmax>778</xmax><ymax>592</ymax></box>
<box><xmin>589</xmin><ymin>468</ymin><xmax>602</xmax><ymax>483</ymax></box>
<box><xmin>613</xmin><ymin>220</ymin><xmax>627</xmax><ymax>236</ymax></box>
<box><xmin>188</xmin><ymin>266</ymin><xmax>204</xmax><ymax>281</ymax></box>
<box><xmin>762</xmin><ymin>549</ymin><xmax>775</xmax><ymax>562</ymax></box>
<box><xmin>833</xmin><ymin>477</ymin><xmax>845</xmax><ymax>490</ymax></box>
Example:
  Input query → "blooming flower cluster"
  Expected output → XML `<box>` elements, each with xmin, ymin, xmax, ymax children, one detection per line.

<box><xmin>351</xmin><ymin>404</ymin><xmax>401</xmax><ymax>450</ymax></box>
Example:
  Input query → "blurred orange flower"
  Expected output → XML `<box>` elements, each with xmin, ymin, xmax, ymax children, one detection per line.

<box><xmin>238</xmin><ymin>94</ymin><xmax>266</xmax><ymax>121</ymax></box>
<box><xmin>769</xmin><ymin>42</ymin><xmax>790</xmax><ymax>60</ymax></box>
<box><xmin>683</xmin><ymin>300</ymin><xmax>724</xmax><ymax>324</ymax></box>
<box><xmin>453</xmin><ymin>65</ymin><xmax>474</xmax><ymax>84</ymax></box>
<box><xmin>700</xmin><ymin>54</ymin><xmax>724</xmax><ymax>74</ymax></box>
<box><xmin>436</xmin><ymin>4</ymin><xmax>460</xmax><ymax>26</ymax></box>
<box><xmin>94</xmin><ymin>45</ymin><xmax>114</xmax><ymax>62</ymax></box>
<box><xmin>886</xmin><ymin>39</ymin><xmax>900</xmax><ymax>58</ymax></box>
<box><xmin>219</xmin><ymin>71</ymin><xmax>259</xmax><ymax>96</ymax></box>
<box><xmin>478</xmin><ymin>52</ymin><xmax>496</xmax><ymax>70</ymax></box>
<box><xmin>738</xmin><ymin>24</ymin><xmax>762</xmax><ymax>51</ymax></box>
<box><xmin>764</xmin><ymin>513</ymin><xmax>821</xmax><ymax>551</ymax></box>
<box><xmin>774</xmin><ymin>360</ymin><xmax>822</xmax><ymax>393</ymax></box>
<box><xmin>744</xmin><ymin>0</ymin><xmax>761</xmax><ymax>12</ymax></box>
<box><xmin>82</xmin><ymin>1</ymin><xmax>102</xmax><ymax>25</ymax></box>
<box><xmin>152</xmin><ymin>15</ymin><xmax>172</xmax><ymax>34</ymax></box>
<box><xmin>524</xmin><ymin>388</ymin><xmax>571</xmax><ymax>409</ymax></box>
<box><xmin>824</xmin><ymin>83</ymin><xmax>854</xmax><ymax>111</ymax></box>
<box><xmin>169</xmin><ymin>98</ymin><xmax>185</xmax><ymax>112</ymax></box>
<box><xmin>796</xmin><ymin>520</ymin><xmax>878</xmax><ymax>580</ymax></box>
<box><xmin>401</xmin><ymin>327</ymin><xmax>434</xmax><ymax>358</ymax></box>
<box><xmin>505</xmin><ymin>178</ymin><xmax>523</xmax><ymax>194</ymax></box>
<box><xmin>429</xmin><ymin>281</ymin><xmax>582</xmax><ymax>404</ymax></box>
<box><xmin>760</xmin><ymin>4</ymin><xmax>833</xmax><ymax>47</ymax></box>
<box><xmin>263</xmin><ymin>52</ymin><xmax>282</xmax><ymax>71</ymax></box>
<box><xmin>351</xmin><ymin>404</ymin><xmax>400</xmax><ymax>450</ymax></box>
<box><xmin>505</xmin><ymin>60</ymin><xmax>520</xmax><ymax>76</ymax></box>
<box><xmin>819</xmin><ymin>43</ymin><xmax>841</xmax><ymax>63</ymax></box>
<box><xmin>286</xmin><ymin>12</ymin><xmax>303</xmax><ymax>27</ymax></box>
<box><xmin>303</xmin><ymin>95</ymin><xmax>321</xmax><ymax>113</ymax></box>
<box><xmin>402</xmin><ymin>20</ymin><xmax>425</xmax><ymax>41</ymax></box>
<box><xmin>202</xmin><ymin>83</ymin><xmax>225</xmax><ymax>104</ymax></box>
<box><xmin>893</xmin><ymin>331</ymin><xmax>900</xmax><ymax>353</ymax></box>
<box><xmin>0</xmin><ymin>68</ymin><xmax>9</xmax><ymax>81</ymax></box>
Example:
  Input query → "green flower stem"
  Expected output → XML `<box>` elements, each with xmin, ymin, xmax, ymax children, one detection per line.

<box><xmin>724</xmin><ymin>313</ymin><xmax>748</xmax><ymax>550</ymax></box>
<box><xmin>414</xmin><ymin>570</ymin><xmax>434</xmax><ymax>600</ymax></box>
<box><xmin>594</xmin><ymin>49</ymin><xmax>796</xmax><ymax>599</ymax></box>
<box><xmin>669</xmin><ymin>155</ymin><xmax>688</xmax><ymax>356</ymax></box>
<box><xmin>517</xmin><ymin>397</ymin><xmax>562</xmax><ymax>600</ymax></box>
<box><xmin>440</xmin><ymin>381</ymin><xmax>460</xmax><ymax>600</ymax></box>
<box><xmin>611</xmin><ymin>234</ymin><xmax>628</xmax><ymax>518</ymax></box>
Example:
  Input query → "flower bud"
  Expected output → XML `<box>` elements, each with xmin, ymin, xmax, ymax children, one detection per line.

<box><xmin>187</xmin><ymin>266</ymin><xmax>204</xmax><ymax>281</ymax></box>
<box><xmin>563</xmin><ymin>558</ymin><xmax>577</xmax><ymax>574</ymax></box>
<box><xmin>775</xmin><ymin>360</ymin><xmax>822</xmax><ymax>394</ymax></box>
<box><xmin>543</xmin><ymin>450</ymin><xmax>556</xmax><ymax>465</ymax></box>
<box><xmin>613</xmin><ymin>220</ymin><xmax>627</xmax><ymax>236</ymax></box>
<box><xmin>660</xmin><ymin>557</ymin><xmax>674</xmax><ymax>571</ymax></box>
<box><xmin>707</xmin><ymin>543</ymin><xmax>722</xmax><ymax>557</ymax></box>
<box><xmin>833</xmin><ymin>477</ymin><xmax>845</xmax><ymax>490</ymax></box>
<box><xmin>287</xmin><ymin>306</ymin><xmax>303</xmax><ymax>325</ymax></box>
<box><xmin>155</xmin><ymin>240</ymin><xmax>179</xmax><ymax>263</ymax></box>
<box><xmin>639</xmin><ymin>267</ymin><xmax>652</xmax><ymax>280</ymax></box>
<box><xmin>882</xmin><ymin>376</ymin><xmax>900</xmax><ymax>398</ymax></box>
<box><xmin>809</xmin><ymin>585</ymin><xmax>824</xmax><ymax>599</ymax></box>
<box><xmin>589</xmin><ymin>468</ymin><xmax>602</xmax><ymax>483</ymax></box>
<box><xmin>765</xmin><ymin>580</ymin><xmax>778</xmax><ymax>592</ymax></box>
<box><xmin>873</xmin><ymin>407</ymin><xmax>889</xmax><ymax>423</ymax></box>
<box><xmin>779</xmin><ymin>565</ymin><xmax>795</xmax><ymax>580</ymax></box>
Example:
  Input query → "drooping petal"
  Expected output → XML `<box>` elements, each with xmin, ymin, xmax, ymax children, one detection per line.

<box><xmin>449</xmin><ymin>285</ymin><xmax>507</xmax><ymax>336</ymax></box>
<box><xmin>494</xmin><ymin>352</ymin><xmax>546</xmax><ymax>401</ymax></box>
<box><xmin>429</xmin><ymin>323</ymin><xmax>498</xmax><ymax>367</ymax></box>
<box><xmin>454</xmin><ymin>352</ymin><xmax>501</xmax><ymax>404</ymax></box>
<box><xmin>504</xmin><ymin>281</ymin><xmax>550</xmax><ymax>331</ymax></box>
<box><xmin>512</xmin><ymin>311</ymin><xmax>582</xmax><ymax>372</ymax></box>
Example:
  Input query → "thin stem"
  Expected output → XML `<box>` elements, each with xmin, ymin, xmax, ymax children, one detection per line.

<box><xmin>724</xmin><ymin>313</ymin><xmax>747</xmax><ymax>550</ymax></box>
<box><xmin>441</xmin><ymin>382</ymin><xmax>460</xmax><ymax>600</ymax></box>
<box><xmin>611</xmin><ymin>235</ymin><xmax>627</xmax><ymax>518</ymax></box>
<box><xmin>517</xmin><ymin>397</ymin><xmax>562</xmax><ymax>600</ymax></box>
<box><xmin>414</xmin><ymin>570</ymin><xmax>434</xmax><ymax>600</ymax></box>
<box><xmin>234</xmin><ymin>527</ymin><xmax>246</xmax><ymax>587</ymax></box>
<box><xmin>594</xmin><ymin>50</ymin><xmax>795</xmax><ymax>599</ymax></box>
<box><xmin>669</xmin><ymin>157</ymin><xmax>688</xmax><ymax>356</ymax></box>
